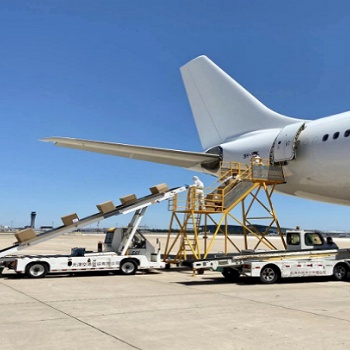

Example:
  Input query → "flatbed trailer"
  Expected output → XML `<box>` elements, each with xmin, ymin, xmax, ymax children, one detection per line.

<box><xmin>192</xmin><ymin>230</ymin><xmax>350</xmax><ymax>284</ymax></box>
<box><xmin>0</xmin><ymin>185</ymin><xmax>187</xmax><ymax>278</ymax></box>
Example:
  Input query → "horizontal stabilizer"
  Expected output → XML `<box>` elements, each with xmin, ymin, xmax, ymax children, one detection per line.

<box><xmin>41</xmin><ymin>137</ymin><xmax>220</xmax><ymax>173</ymax></box>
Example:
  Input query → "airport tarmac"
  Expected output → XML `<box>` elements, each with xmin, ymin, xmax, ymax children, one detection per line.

<box><xmin>1</xmin><ymin>233</ymin><xmax>350</xmax><ymax>350</ymax></box>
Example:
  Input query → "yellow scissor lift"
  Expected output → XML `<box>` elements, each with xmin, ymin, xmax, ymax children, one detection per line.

<box><xmin>163</xmin><ymin>160</ymin><xmax>286</xmax><ymax>265</ymax></box>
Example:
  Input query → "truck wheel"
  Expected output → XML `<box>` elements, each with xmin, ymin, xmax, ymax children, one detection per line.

<box><xmin>222</xmin><ymin>268</ymin><xmax>240</xmax><ymax>282</ymax></box>
<box><xmin>26</xmin><ymin>262</ymin><xmax>48</xmax><ymax>279</ymax></box>
<box><xmin>260</xmin><ymin>265</ymin><xmax>279</xmax><ymax>284</ymax></box>
<box><xmin>333</xmin><ymin>263</ymin><xmax>348</xmax><ymax>281</ymax></box>
<box><xmin>120</xmin><ymin>259</ymin><xmax>137</xmax><ymax>275</ymax></box>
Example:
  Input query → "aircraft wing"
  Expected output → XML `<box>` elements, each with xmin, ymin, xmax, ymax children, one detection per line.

<box><xmin>41</xmin><ymin>137</ymin><xmax>221</xmax><ymax>173</ymax></box>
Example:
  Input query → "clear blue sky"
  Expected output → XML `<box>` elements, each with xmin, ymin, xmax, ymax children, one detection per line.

<box><xmin>1</xmin><ymin>0</ymin><xmax>350</xmax><ymax>230</ymax></box>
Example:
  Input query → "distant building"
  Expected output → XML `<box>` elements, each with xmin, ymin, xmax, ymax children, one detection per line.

<box><xmin>199</xmin><ymin>224</ymin><xmax>288</xmax><ymax>235</ymax></box>
<box><xmin>40</xmin><ymin>226</ymin><xmax>53</xmax><ymax>231</ymax></box>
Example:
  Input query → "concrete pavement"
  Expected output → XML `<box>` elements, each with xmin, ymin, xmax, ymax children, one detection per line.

<box><xmin>1</xmin><ymin>234</ymin><xmax>350</xmax><ymax>349</ymax></box>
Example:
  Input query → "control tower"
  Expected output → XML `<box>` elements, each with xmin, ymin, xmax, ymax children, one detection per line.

<box><xmin>30</xmin><ymin>211</ymin><xmax>36</xmax><ymax>229</ymax></box>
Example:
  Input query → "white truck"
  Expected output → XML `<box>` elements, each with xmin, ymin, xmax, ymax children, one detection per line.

<box><xmin>2</xmin><ymin>225</ymin><xmax>163</xmax><ymax>278</ymax></box>
<box><xmin>0</xmin><ymin>185</ymin><xmax>187</xmax><ymax>278</ymax></box>
<box><xmin>192</xmin><ymin>229</ymin><xmax>350</xmax><ymax>284</ymax></box>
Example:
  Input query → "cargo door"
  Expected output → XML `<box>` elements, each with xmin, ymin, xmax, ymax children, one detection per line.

<box><xmin>272</xmin><ymin>122</ymin><xmax>305</xmax><ymax>162</ymax></box>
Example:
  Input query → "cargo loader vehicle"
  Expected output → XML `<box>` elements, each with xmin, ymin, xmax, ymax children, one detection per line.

<box><xmin>0</xmin><ymin>184</ymin><xmax>186</xmax><ymax>278</ymax></box>
<box><xmin>192</xmin><ymin>229</ymin><xmax>350</xmax><ymax>284</ymax></box>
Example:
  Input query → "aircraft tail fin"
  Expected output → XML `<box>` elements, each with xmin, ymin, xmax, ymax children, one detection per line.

<box><xmin>180</xmin><ymin>56</ymin><xmax>301</xmax><ymax>150</ymax></box>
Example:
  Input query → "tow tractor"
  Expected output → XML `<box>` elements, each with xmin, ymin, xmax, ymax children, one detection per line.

<box><xmin>0</xmin><ymin>185</ymin><xmax>187</xmax><ymax>278</ymax></box>
<box><xmin>192</xmin><ymin>229</ymin><xmax>350</xmax><ymax>284</ymax></box>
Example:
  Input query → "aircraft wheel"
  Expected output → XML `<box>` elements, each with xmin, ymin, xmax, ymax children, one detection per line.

<box><xmin>333</xmin><ymin>263</ymin><xmax>348</xmax><ymax>281</ymax></box>
<box><xmin>260</xmin><ymin>265</ymin><xmax>279</xmax><ymax>284</ymax></box>
<box><xmin>26</xmin><ymin>262</ymin><xmax>48</xmax><ymax>279</ymax></box>
<box><xmin>120</xmin><ymin>259</ymin><xmax>137</xmax><ymax>275</ymax></box>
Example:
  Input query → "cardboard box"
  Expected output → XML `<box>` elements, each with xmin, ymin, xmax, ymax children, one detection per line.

<box><xmin>149</xmin><ymin>183</ymin><xmax>169</xmax><ymax>194</ymax></box>
<box><xmin>120</xmin><ymin>194</ymin><xmax>137</xmax><ymax>206</ymax></box>
<box><xmin>61</xmin><ymin>213</ymin><xmax>79</xmax><ymax>226</ymax></box>
<box><xmin>204</xmin><ymin>205</ymin><xmax>216</xmax><ymax>212</ymax></box>
<box><xmin>96</xmin><ymin>200</ymin><xmax>115</xmax><ymax>213</ymax></box>
<box><xmin>15</xmin><ymin>228</ymin><xmax>36</xmax><ymax>243</ymax></box>
<box><xmin>205</xmin><ymin>193</ymin><xmax>222</xmax><ymax>202</ymax></box>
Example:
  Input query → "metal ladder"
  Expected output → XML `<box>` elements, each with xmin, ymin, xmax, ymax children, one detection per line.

<box><xmin>179</xmin><ymin>212</ymin><xmax>202</xmax><ymax>260</ymax></box>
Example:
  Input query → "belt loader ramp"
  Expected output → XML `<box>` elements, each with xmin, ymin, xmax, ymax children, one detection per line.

<box><xmin>163</xmin><ymin>160</ymin><xmax>286</xmax><ymax>265</ymax></box>
<box><xmin>0</xmin><ymin>185</ymin><xmax>187</xmax><ymax>278</ymax></box>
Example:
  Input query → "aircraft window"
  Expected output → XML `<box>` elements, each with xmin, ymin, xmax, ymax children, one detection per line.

<box><xmin>322</xmin><ymin>134</ymin><xmax>329</xmax><ymax>142</ymax></box>
<box><xmin>344</xmin><ymin>129</ymin><xmax>350</xmax><ymax>137</ymax></box>
<box><xmin>333</xmin><ymin>132</ymin><xmax>340</xmax><ymax>139</ymax></box>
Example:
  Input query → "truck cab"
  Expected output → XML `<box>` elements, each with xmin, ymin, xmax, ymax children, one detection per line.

<box><xmin>104</xmin><ymin>227</ymin><xmax>160</xmax><ymax>261</ymax></box>
<box><xmin>286</xmin><ymin>229</ymin><xmax>338</xmax><ymax>251</ymax></box>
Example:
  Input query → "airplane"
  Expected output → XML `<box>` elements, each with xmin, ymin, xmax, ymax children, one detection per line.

<box><xmin>42</xmin><ymin>55</ymin><xmax>350</xmax><ymax>206</ymax></box>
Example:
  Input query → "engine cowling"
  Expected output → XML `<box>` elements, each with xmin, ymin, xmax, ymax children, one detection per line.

<box><xmin>213</xmin><ymin>129</ymin><xmax>281</xmax><ymax>165</ymax></box>
<box><xmin>206</xmin><ymin>122</ymin><xmax>305</xmax><ymax>168</ymax></box>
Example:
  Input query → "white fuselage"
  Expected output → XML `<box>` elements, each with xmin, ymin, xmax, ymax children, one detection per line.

<box><xmin>220</xmin><ymin>112</ymin><xmax>350</xmax><ymax>205</ymax></box>
<box><xmin>280</xmin><ymin>112</ymin><xmax>350</xmax><ymax>204</ymax></box>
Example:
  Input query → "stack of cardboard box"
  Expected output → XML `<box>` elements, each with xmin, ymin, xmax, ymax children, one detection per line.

<box><xmin>205</xmin><ymin>193</ymin><xmax>222</xmax><ymax>212</ymax></box>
